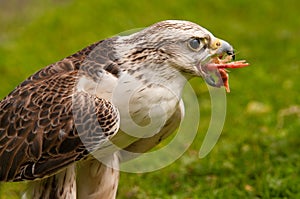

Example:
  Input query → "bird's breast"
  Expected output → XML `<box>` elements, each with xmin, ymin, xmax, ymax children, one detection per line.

<box><xmin>76</xmin><ymin>70</ymin><xmax>183</xmax><ymax>139</ymax></box>
<box><xmin>112</xmin><ymin>74</ymin><xmax>182</xmax><ymax>138</ymax></box>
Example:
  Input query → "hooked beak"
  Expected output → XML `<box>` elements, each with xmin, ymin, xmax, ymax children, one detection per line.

<box><xmin>214</xmin><ymin>39</ymin><xmax>235</xmax><ymax>60</ymax></box>
<box><xmin>201</xmin><ymin>38</ymin><xmax>235</xmax><ymax>87</ymax></box>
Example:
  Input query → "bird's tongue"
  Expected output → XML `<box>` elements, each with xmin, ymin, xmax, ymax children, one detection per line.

<box><xmin>204</xmin><ymin>58</ymin><xmax>249</xmax><ymax>92</ymax></box>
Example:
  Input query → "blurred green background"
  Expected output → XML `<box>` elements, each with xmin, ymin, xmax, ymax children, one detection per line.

<box><xmin>0</xmin><ymin>0</ymin><xmax>299</xmax><ymax>198</ymax></box>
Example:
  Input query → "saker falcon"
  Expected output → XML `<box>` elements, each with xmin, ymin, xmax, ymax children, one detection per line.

<box><xmin>0</xmin><ymin>20</ymin><xmax>248</xmax><ymax>198</ymax></box>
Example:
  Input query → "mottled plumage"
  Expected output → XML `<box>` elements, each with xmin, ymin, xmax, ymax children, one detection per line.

<box><xmin>0</xmin><ymin>20</ymin><xmax>238</xmax><ymax>198</ymax></box>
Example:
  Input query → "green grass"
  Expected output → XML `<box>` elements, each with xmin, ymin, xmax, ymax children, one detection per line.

<box><xmin>0</xmin><ymin>0</ymin><xmax>300</xmax><ymax>198</ymax></box>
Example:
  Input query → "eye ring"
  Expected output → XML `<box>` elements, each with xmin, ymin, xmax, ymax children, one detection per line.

<box><xmin>188</xmin><ymin>38</ymin><xmax>201</xmax><ymax>50</ymax></box>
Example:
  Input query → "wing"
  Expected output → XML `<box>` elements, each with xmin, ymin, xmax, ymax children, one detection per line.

<box><xmin>0</xmin><ymin>42</ymin><xmax>120</xmax><ymax>182</ymax></box>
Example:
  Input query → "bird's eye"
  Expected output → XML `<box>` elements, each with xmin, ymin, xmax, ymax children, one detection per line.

<box><xmin>188</xmin><ymin>38</ymin><xmax>201</xmax><ymax>50</ymax></box>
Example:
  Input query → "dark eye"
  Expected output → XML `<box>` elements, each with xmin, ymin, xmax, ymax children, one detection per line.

<box><xmin>188</xmin><ymin>38</ymin><xmax>201</xmax><ymax>50</ymax></box>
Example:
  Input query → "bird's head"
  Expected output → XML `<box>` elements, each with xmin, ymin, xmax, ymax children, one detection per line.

<box><xmin>117</xmin><ymin>20</ymin><xmax>240</xmax><ymax>88</ymax></box>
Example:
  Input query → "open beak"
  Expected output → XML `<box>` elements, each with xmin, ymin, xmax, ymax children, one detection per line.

<box><xmin>198</xmin><ymin>38</ymin><xmax>249</xmax><ymax>92</ymax></box>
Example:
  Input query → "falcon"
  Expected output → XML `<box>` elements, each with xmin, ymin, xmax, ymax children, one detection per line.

<box><xmin>0</xmin><ymin>20</ymin><xmax>248</xmax><ymax>198</ymax></box>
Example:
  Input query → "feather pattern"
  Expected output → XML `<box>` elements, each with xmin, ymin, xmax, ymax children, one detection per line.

<box><xmin>0</xmin><ymin>43</ymin><xmax>120</xmax><ymax>181</ymax></box>
<box><xmin>0</xmin><ymin>20</ymin><xmax>239</xmax><ymax>198</ymax></box>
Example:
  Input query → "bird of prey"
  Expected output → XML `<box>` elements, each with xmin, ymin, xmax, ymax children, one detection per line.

<box><xmin>0</xmin><ymin>20</ymin><xmax>248</xmax><ymax>198</ymax></box>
